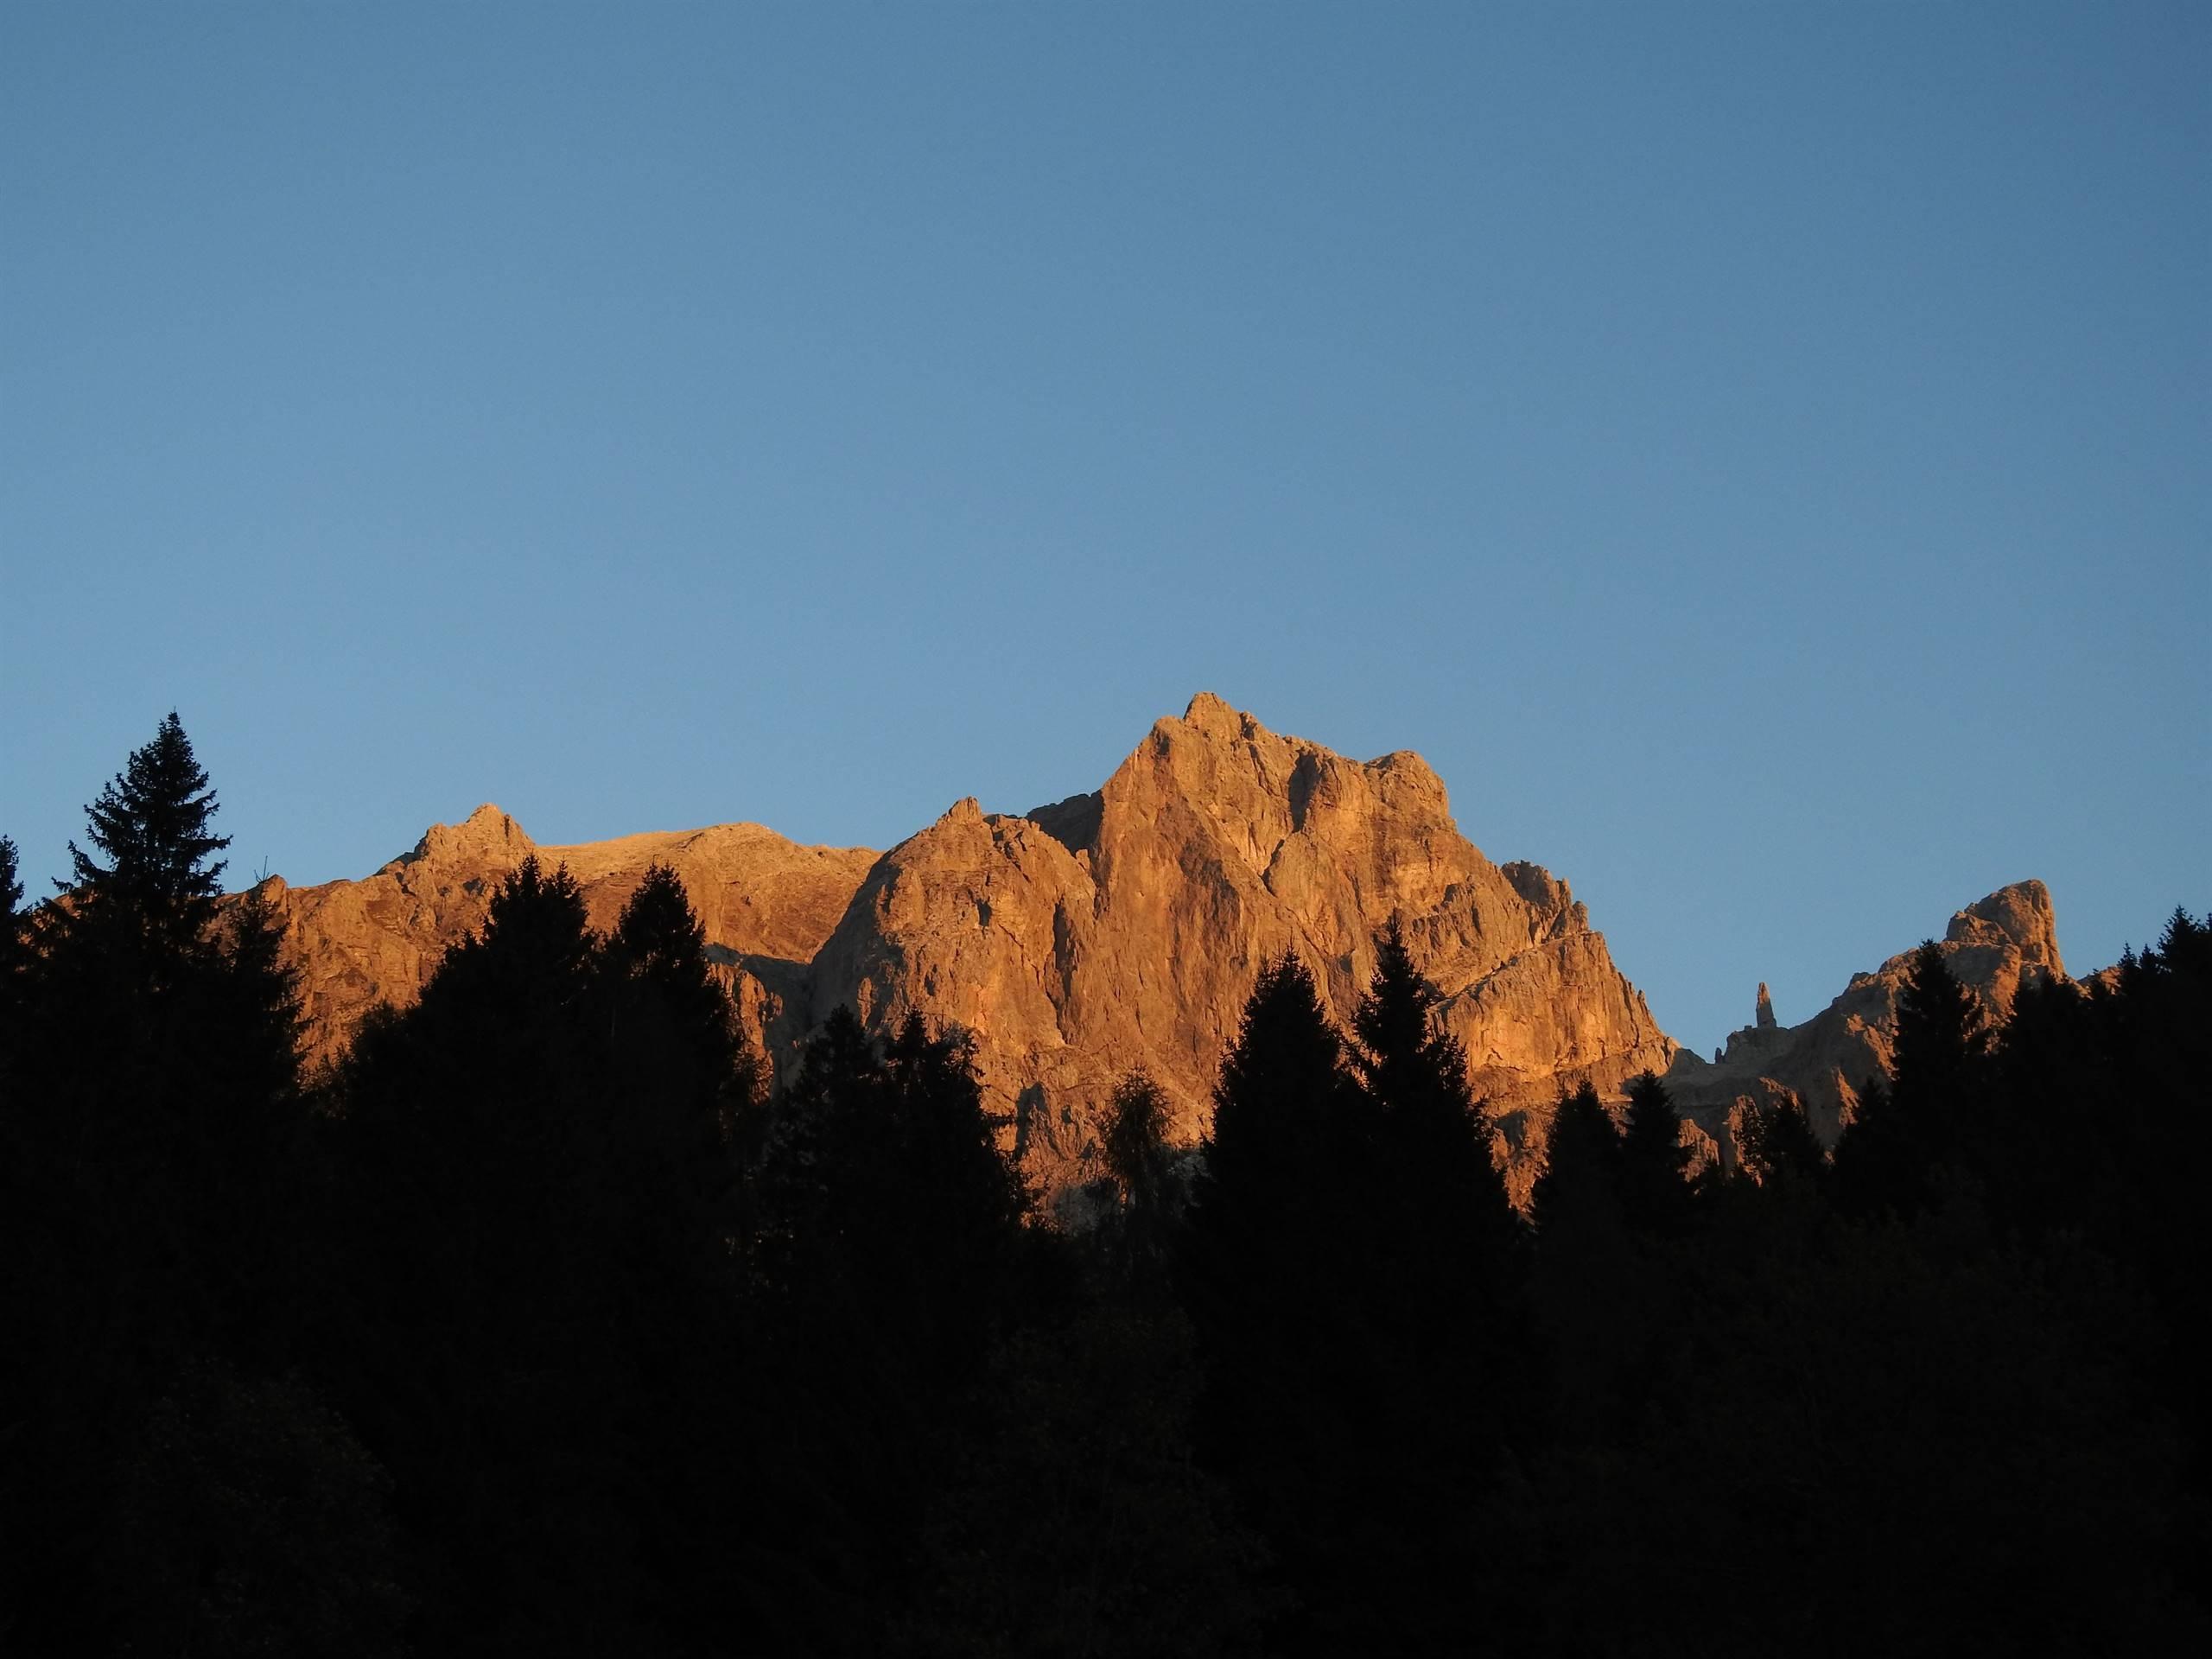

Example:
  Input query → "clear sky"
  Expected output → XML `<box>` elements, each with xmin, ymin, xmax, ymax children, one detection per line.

<box><xmin>4</xmin><ymin>2</ymin><xmax>2205</xmax><ymax>1053</ymax></box>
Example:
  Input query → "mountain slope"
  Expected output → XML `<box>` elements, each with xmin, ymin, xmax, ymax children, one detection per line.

<box><xmin>1665</xmin><ymin>880</ymin><xmax>2067</xmax><ymax>1156</ymax></box>
<box><xmin>257</xmin><ymin>694</ymin><xmax>1675</xmax><ymax>1198</ymax></box>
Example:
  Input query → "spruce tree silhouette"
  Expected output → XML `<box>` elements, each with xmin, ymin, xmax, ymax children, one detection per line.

<box><xmin>1980</xmin><ymin>905</ymin><xmax>2212</xmax><ymax>1508</ymax></box>
<box><xmin>1835</xmin><ymin>942</ymin><xmax>1987</xmax><ymax>1217</ymax></box>
<box><xmin>16</xmin><ymin>716</ymin><xmax>289</xmax><ymax>1353</ymax></box>
<box><xmin>0</xmin><ymin>833</ymin><xmax>21</xmax><ymax>965</ymax></box>
<box><xmin>328</xmin><ymin>854</ymin><xmax>669</xmax><ymax>1656</ymax></box>
<box><xmin>879</xmin><ymin>1010</ymin><xmax>1032</xmax><ymax>1372</ymax></box>
<box><xmin>1338</xmin><ymin>917</ymin><xmax>1527</xmax><ymax>1644</ymax></box>
<box><xmin>1182</xmin><ymin>952</ymin><xmax>1355</xmax><ymax>1377</ymax></box>
<box><xmin>583</xmin><ymin>863</ymin><xmax>769</xmax><ymax>1643</ymax></box>
<box><xmin>62</xmin><ymin>710</ymin><xmax>229</xmax><ymax>927</ymax></box>
<box><xmin>1532</xmin><ymin>1080</ymin><xmax>1623</xmax><ymax>1237</ymax></box>
<box><xmin>1891</xmin><ymin>939</ymin><xmax>1988</xmax><ymax>1118</ymax></box>
<box><xmin>747</xmin><ymin>1007</ymin><xmax>1033</xmax><ymax>1651</ymax></box>
<box><xmin>1618</xmin><ymin>1068</ymin><xmax>1694</xmax><ymax>1236</ymax></box>
<box><xmin>1735</xmin><ymin>1091</ymin><xmax>1828</xmax><ymax>1190</ymax></box>
<box><xmin>1100</xmin><ymin>1068</ymin><xmax>1179</xmax><ymax>1293</ymax></box>
<box><xmin>597</xmin><ymin>862</ymin><xmax>759</xmax><ymax>1262</ymax></box>
<box><xmin>1529</xmin><ymin>1080</ymin><xmax>1634</xmax><ymax>1435</ymax></box>
<box><xmin>0</xmin><ymin>715</ymin><xmax>346</xmax><ymax>1653</ymax></box>
<box><xmin>1103</xmin><ymin>1066</ymin><xmax>1173</xmax><ymax>1209</ymax></box>
<box><xmin>0</xmin><ymin>835</ymin><xmax>22</xmax><ymax>1046</ymax></box>
<box><xmin>1182</xmin><ymin>951</ymin><xmax>1386</xmax><ymax>1654</ymax></box>
<box><xmin>1351</xmin><ymin>917</ymin><xmax>1522</xmax><ymax>1278</ymax></box>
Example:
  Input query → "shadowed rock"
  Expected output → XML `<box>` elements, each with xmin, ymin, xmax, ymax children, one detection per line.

<box><xmin>1667</xmin><ymin>880</ymin><xmax>2067</xmax><ymax>1162</ymax></box>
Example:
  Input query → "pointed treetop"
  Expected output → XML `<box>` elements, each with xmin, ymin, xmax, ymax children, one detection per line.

<box><xmin>1892</xmin><ymin>940</ymin><xmax>1986</xmax><ymax>1096</ymax></box>
<box><xmin>1618</xmin><ymin>1069</ymin><xmax>1694</xmax><ymax>1231</ymax></box>
<box><xmin>1531</xmin><ymin>1078</ymin><xmax>1623</xmax><ymax>1238</ymax></box>
<box><xmin>1214</xmin><ymin>951</ymin><xmax>1344</xmax><ymax>1116</ymax></box>
<box><xmin>1351</xmin><ymin>913</ymin><xmax>1439</xmax><ymax>1089</ymax></box>
<box><xmin>609</xmin><ymin>863</ymin><xmax>710</xmax><ymax>978</ymax></box>
<box><xmin>66</xmin><ymin>710</ymin><xmax>229</xmax><ymax>906</ymax></box>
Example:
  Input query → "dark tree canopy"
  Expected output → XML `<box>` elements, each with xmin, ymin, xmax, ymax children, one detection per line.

<box><xmin>64</xmin><ymin>710</ymin><xmax>229</xmax><ymax>944</ymax></box>
<box><xmin>1194</xmin><ymin>951</ymin><xmax>1351</xmax><ymax>1219</ymax></box>
<box><xmin>1</xmin><ymin>715</ymin><xmax>336</xmax><ymax>1653</ymax></box>
<box><xmin>1100</xmin><ymin>1068</ymin><xmax>1181</xmax><ymax>1294</ymax></box>
<box><xmin>0</xmin><ymin>833</ymin><xmax>22</xmax><ymax>1014</ymax></box>
<box><xmin>8</xmin><ymin>714</ymin><xmax>2209</xmax><ymax>1656</ymax></box>
<box><xmin>1737</xmin><ymin>1091</ymin><xmax>1829</xmax><ymax>1189</ymax></box>
<box><xmin>1349</xmin><ymin>917</ymin><xmax>1519</xmax><ymax>1261</ymax></box>
<box><xmin>1103</xmin><ymin>1067</ymin><xmax>1173</xmax><ymax>1204</ymax></box>
<box><xmin>1618</xmin><ymin>1068</ymin><xmax>1694</xmax><ymax>1235</ymax></box>
<box><xmin>1836</xmin><ymin>943</ymin><xmax>1988</xmax><ymax>1218</ymax></box>
<box><xmin>1532</xmin><ymin>1080</ymin><xmax>1621</xmax><ymax>1240</ymax></box>
<box><xmin>0</xmin><ymin>832</ymin><xmax>21</xmax><ymax>932</ymax></box>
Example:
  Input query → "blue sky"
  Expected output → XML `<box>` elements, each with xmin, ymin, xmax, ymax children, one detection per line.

<box><xmin>4</xmin><ymin>2</ymin><xmax>2205</xmax><ymax>1052</ymax></box>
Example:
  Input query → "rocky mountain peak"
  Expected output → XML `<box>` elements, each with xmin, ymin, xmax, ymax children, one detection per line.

<box><xmin>1670</xmin><ymin>879</ymin><xmax>2070</xmax><ymax>1163</ymax></box>
<box><xmin>399</xmin><ymin>803</ymin><xmax>535</xmax><ymax>870</ymax></box>
<box><xmin>1947</xmin><ymin>880</ymin><xmax>2063</xmax><ymax>978</ymax></box>
<box><xmin>793</xmin><ymin>696</ymin><xmax>1675</xmax><ymax>1202</ymax></box>
<box><xmin>1178</xmin><ymin>688</ymin><xmax>1249</xmax><ymax>738</ymax></box>
<box><xmin>246</xmin><ymin>695</ymin><xmax>1678</xmax><ymax>1205</ymax></box>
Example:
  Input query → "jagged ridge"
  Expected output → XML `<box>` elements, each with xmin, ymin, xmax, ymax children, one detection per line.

<box><xmin>254</xmin><ymin>695</ymin><xmax>1677</xmax><ymax>1199</ymax></box>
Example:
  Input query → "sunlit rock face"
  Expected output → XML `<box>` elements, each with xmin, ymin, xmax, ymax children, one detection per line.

<box><xmin>255</xmin><ymin>807</ymin><xmax>878</xmax><ymax>1073</ymax></box>
<box><xmin>254</xmin><ymin>695</ymin><xmax>1676</xmax><ymax>1201</ymax></box>
<box><xmin>247</xmin><ymin>700</ymin><xmax>2077</xmax><ymax>1208</ymax></box>
<box><xmin>1665</xmin><ymin>880</ymin><xmax>2067</xmax><ymax>1160</ymax></box>
<box><xmin>802</xmin><ymin>693</ymin><xmax>1677</xmax><ymax>1201</ymax></box>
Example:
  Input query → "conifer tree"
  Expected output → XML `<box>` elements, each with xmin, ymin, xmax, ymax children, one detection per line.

<box><xmin>597</xmin><ymin>863</ymin><xmax>759</xmax><ymax>1262</ymax></box>
<box><xmin>1345</xmin><ymin>915</ymin><xmax>1523</xmax><ymax>1375</ymax></box>
<box><xmin>1186</xmin><ymin>951</ymin><xmax>1354</xmax><ymax>1269</ymax></box>
<box><xmin>1103</xmin><ymin>1067</ymin><xmax>1173</xmax><ymax>1210</ymax></box>
<box><xmin>1735</xmin><ymin>1091</ymin><xmax>1828</xmax><ymax>1189</ymax></box>
<box><xmin>1181</xmin><ymin>953</ymin><xmax>1382</xmax><ymax>1653</ymax></box>
<box><xmin>1338</xmin><ymin>918</ymin><xmax>1526</xmax><ymax>1643</ymax></box>
<box><xmin>1532</xmin><ymin>1080</ymin><xmax>1623</xmax><ymax>1239</ymax></box>
<box><xmin>879</xmin><ymin>1010</ymin><xmax>1031</xmax><ymax>1352</ymax></box>
<box><xmin>1181</xmin><ymin>953</ymin><xmax>1357</xmax><ymax>1391</ymax></box>
<box><xmin>60</xmin><ymin>710</ymin><xmax>230</xmax><ymax>958</ymax></box>
<box><xmin>1350</xmin><ymin>918</ymin><xmax>1520</xmax><ymax>1262</ymax></box>
<box><xmin>749</xmin><ymin>1002</ymin><xmax>881</xmax><ymax>1301</ymax></box>
<box><xmin>325</xmin><ymin>855</ymin><xmax>660</xmax><ymax>1652</ymax></box>
<box><xmin>0</xmin><ymin>834</ymin><xmax>22</xmax><ymax>1044</ymax></box>
<box><xmin>1891</xmin><ymin>940</ymin><xmax>1987</xmax><ymax>1120</ymax></box>
<box><xmin>0</xmin><ymin>832</ymin><xmax>21</xmax><ymax>964</ymax></box>
<box><xmin>746</xmin><ymin>1005</ymin><xmax>1033</xmax><ymax>1643</ymax></box>
<box><xmin>1</xmin><ymin>715</ymin><xmax>322</xmax><ymax>1651</ymax></box>
<box><xmin>1529</xmin><ymin>1081</ymin><xmax>1633</xmax><ymax>1437</ymax></box>
<box><xmin>1102</xmin><ymin>1067</ymin><xmax>1179</xmax><ymax>1291</ymax></box>
<box><xmin>1835</xmin><ymin>943</ymin><xmax>1987</xmax><ymax>1217</ymax></box>
<box><xmin>1618</xmin><ymin>1068</ymin><xmax>1694</xmax><ymax>1236</ymax></box>
<box><xmin>16</xmin><ymin>714</ymin><xmax>304</xmax><ymax>1352</ymax></box>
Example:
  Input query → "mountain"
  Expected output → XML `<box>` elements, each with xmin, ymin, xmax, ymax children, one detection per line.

<box><xmin>257</xmin><ymin>694</ymin><xmax>1675</xmax><ymax>1199</ymax></box>
<box><xmin>260</xmin><ymin>807</ymin><xmax>877</xmax><ymax>1072</ymax></box>
<box><xmin>1664</xmin><ymin>880</ymin><xmax>2067</xmax><ymax>1157</ymax></box>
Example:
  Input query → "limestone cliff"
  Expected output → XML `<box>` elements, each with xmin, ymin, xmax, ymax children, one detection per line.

<box><xmin>255</xmin><ymin>695</ymin><xmax>1677</xmax><ymax>1201</ymax></box>
<box><xmin>258</xmin><ymin>805</ymin><xmax>877</xmax><ymax>1071</ymax></box>
<box><xmin>1664</xmin><ymin>880</ymin><xmax>2067</xmax><ymax>1159</ymax></box>
<box><xmin>802</xmin><ymin>694</ymin><xmax>1675</xmax><ymax>1199</ymax></box>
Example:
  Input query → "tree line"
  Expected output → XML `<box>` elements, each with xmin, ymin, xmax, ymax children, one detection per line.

<box><xmin>2</xmin><ymin>714</ymin><xmax>2205</xmax><ymax>1656</ymax></box>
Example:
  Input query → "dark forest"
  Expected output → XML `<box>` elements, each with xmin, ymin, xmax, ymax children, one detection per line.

<box><xmin>4</xmin><ymin>715</ymin><xmax>2206</xmax><ymax>1656</ymax></box>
